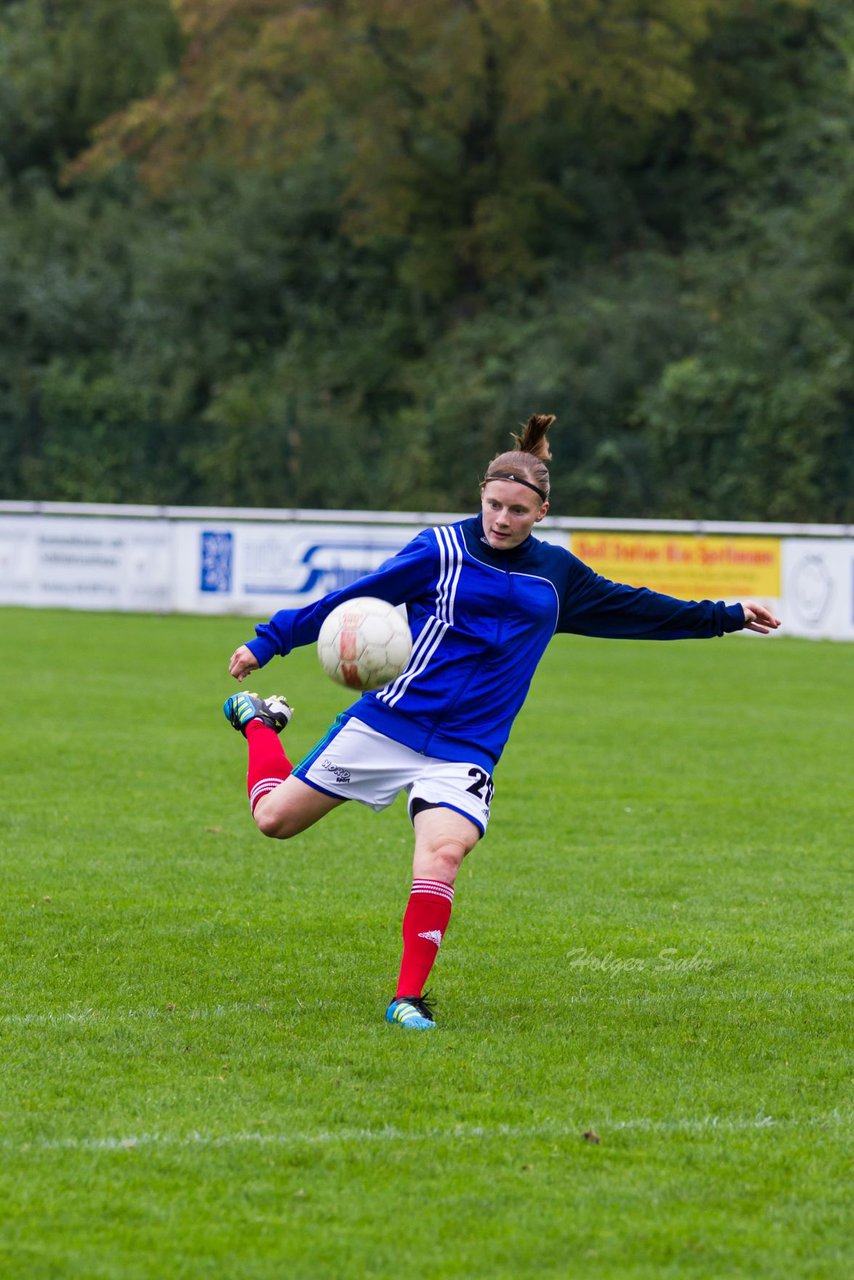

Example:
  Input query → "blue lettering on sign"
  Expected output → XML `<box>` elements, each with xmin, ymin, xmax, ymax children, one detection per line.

<box><xmin>244</xmin><ymin>539</ymin><xmax>407</xmax><ymax>596</ymax></box>
<box><xmin>296</xmin><ymin>543</ymin><xmax>400</xmax><ymax>594</ymax></box>
<box><xmin>200</xmin><ymin>530</ymin><xmax>234</xmax><ymax>593</ymax></box>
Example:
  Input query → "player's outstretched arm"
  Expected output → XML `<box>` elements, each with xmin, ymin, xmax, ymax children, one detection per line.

<box><xmin>739</xmin><ymin>602</ymin><xmax>782</xmax><ymax>635</ymax></box>
<box><xmin>229</xmin><ymin>644</ymin><xmax>260</xmax><ymax>681</ymax></box>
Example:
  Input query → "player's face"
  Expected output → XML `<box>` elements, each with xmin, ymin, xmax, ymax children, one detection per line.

<box><xmin>481</xmin><ymin>480</ymin><xmax>549</xmax><ymax>550</ymax></box>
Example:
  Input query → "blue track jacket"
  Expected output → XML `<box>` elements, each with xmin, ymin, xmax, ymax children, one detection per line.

<box><xmin>246</xmin><ymin>516</ymin><xmax>745</xmax><ymax>774</ymax></box>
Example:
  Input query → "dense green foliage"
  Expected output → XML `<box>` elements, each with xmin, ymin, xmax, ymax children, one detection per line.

<box><xmin>0</xmin><ymin>608</ymin><xmax>850</xmax><ymax>1275</ymax></box>
<box><xmin>0</xmin><ymin>0</ymin><xmax>852</xmax><ymax>519</ymax></box>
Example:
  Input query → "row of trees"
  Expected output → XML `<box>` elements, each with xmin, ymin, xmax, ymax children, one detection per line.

<box><xmin>1</xmin><ymin>0</ymin><xmax>852</xmax><ymax>519</ymax></box>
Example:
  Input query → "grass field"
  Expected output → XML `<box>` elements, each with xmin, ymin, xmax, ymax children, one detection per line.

<box><xmin>0</xmin><ymin>606</ymin><xmax>850</xmax><ymax>1278</ymax></box>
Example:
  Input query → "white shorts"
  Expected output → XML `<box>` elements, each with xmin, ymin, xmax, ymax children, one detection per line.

<box><xmin>293</xmin><ymin>716</ymin><xmax>494</xmax><ymax>835</ymax></box>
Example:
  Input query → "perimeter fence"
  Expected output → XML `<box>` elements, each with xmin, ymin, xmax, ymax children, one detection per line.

<box><xmin>1</xmin><ymin>502</ymin><xmax>851</xmax><ymax>641</ymax></box>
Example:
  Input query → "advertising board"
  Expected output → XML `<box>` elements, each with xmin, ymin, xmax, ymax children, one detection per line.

<box><xmin>781</xmin><ymin>539</ymin><xmax>854</xmax><ymax>641</ymax></box>
<box><xmin>569</xmin><ymin>532</ymin><xmax>781</xmax><ymax>603</ymax></box>
<box><xmin>171</xmin><ymin>521</ymin><xmax>418</xmax><ymax>615</ymax></box>
<box><xmin>0</xmin><ymin>515</ymin><xmax>172</xmax><ymax>611</ymax></box>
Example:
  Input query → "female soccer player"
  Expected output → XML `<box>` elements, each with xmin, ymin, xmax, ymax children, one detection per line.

<box><xmin>222</xmin><ymin>415</ymin><xmax>780</xmax><ymax>1030</ymax></box>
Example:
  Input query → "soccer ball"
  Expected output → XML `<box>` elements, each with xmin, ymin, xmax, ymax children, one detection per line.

<box><xmin>317</xmin><ymin>597</ymin><xmax>412</xmax><ymax>691</ymax></box>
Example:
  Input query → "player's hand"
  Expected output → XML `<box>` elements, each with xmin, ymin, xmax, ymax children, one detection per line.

<box><xmin>228</xmin><ymin>645</ymin><xmax>260</xmax><ymax>680</ymax></box>
<box><xmin>740</xmin><ymin>601</ymin><xmax>781</xmax><ymax>634</ymax></box>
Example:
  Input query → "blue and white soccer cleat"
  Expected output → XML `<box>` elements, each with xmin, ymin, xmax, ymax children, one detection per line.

<box><xmin>385</xmin><ymin>993</ymin><xmax>436</xmax><ymax>1030</ymax></box>
<box><xmin>223</xmin><ymin>691</ymin><xmax>293</xmax><ymax>736</ymax></box>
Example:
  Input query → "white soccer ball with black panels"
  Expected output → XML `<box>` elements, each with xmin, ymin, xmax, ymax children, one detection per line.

<box><xmin>317</xmin><ymin>597</ymin><xmax>412</xmax><ymax>691</ymax></box>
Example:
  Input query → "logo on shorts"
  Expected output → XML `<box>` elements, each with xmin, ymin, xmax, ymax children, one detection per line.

<box><xmin>320</xmin><ymin>758</ymin><xmax>351</xmax><ymax>784</ymax></box>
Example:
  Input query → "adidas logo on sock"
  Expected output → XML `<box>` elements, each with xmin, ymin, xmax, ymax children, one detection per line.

<box><xmin>417</xmin><ymin>930</ymin><xmax>443</xmax><ymax>948</ymax></box>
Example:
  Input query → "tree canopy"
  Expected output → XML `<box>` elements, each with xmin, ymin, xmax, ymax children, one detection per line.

<box><xmin>1</xmin><ymin>0</ymin><xmax>852</xmax><ymax>519</ymax></box>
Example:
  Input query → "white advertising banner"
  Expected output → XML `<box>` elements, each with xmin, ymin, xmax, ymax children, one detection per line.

<box><xmin>781</xmin><ymin>539</ymin><xmax>854</xmax><ymax>641</ymax></box>
<box><xmin>171</xmin><ymin>521</ymin><xmax>420</xmax><ymax>616</ymax></box>
<box><xmin>0</xmin><ymin>515</ymin><xmax>172</xmax><ymax>611</ymax></box>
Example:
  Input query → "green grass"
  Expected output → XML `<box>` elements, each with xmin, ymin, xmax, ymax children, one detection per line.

<box><xmin>0</xmin><ymin>607</ymin><xmax>850</xmax><ymax>1278</ymax></box>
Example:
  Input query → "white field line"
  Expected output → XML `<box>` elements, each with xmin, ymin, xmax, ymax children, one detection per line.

<box><xmin>7</xmin><ymin>1112</ymin><xmax>850</xmax><ymax>1154</ymax></box>
<box><xmin>0</xmin><ymin>1001</ymin><xmax>268</xmax><ymax>1026</ymax></box>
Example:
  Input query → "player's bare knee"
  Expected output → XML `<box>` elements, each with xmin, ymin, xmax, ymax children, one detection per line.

<box><xmin>253</xmin><ymin>804</ymin><xmax>296</xmax><ymax>840</ymax></box>
<box><xmin>426</xmin><ymin>842</ymin><xmax>467</xmax><ymax>882</ymax></box>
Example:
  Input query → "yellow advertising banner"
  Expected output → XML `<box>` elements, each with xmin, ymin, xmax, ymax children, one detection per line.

<box><xmin>572</xmin><ymin>533</ymin><xmax>781</xmax><ymax>600</ymax></box>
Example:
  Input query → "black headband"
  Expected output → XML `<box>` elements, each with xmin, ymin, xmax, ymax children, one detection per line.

<box><xmin>482</xmin><ymin>471</ymin><xmax>548</xmax><ymax>502</ymax></box>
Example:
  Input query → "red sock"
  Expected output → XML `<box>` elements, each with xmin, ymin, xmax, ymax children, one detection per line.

<box><xmin>395</xmin><ymin>878</ymin><xmax>455</xmax><ymax>998</ymax></box>
<box><xmin>245</xmin><ymin>720</ymin><xmax>292</xmax><ymax>813</ymax></box>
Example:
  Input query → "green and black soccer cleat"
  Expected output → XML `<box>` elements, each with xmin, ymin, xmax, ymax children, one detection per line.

<box><xmin>223</xmin><ymin>691</ymin><xmax>293</xmax><ymax>736</ymax></box>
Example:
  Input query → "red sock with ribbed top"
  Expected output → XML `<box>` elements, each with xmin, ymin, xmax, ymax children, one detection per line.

<box><xmin>395</xmin><ymin>878</ymin><xmax>455</xmax><ymax>998</ymax></box>
<box><xmin>245</xmin><ymin>720</ymin><xmax>292</xmax><ymax>813</ymax></box>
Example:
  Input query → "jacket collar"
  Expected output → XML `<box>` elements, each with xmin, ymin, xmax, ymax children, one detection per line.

<box><xmin>467</xmin><ymin>514</ymin><xmax>536</xmax><ymax>561</ymax></box>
